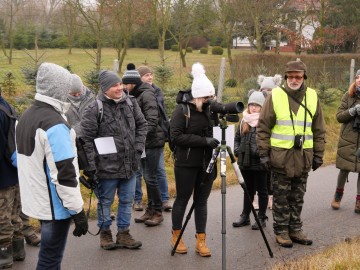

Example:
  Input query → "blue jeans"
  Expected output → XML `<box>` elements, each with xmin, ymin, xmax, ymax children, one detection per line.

<box><xmin>36</xmin><ymin>218</ymin><xmax>72</xmax><ymax>270</ymax></box>
<box><xmin>141</xmin><ymin>147</ymin><xmax>162</xmax><ymax>210</ymax></box>
<box><xmin>95</xmin><ymin>175</ymin><xmax>136</xmax><ymax>231</ymax></box>
<box><xmin>135</xmin><ymin>147</ymin><xmax>169</xmax><ymax>203</ymax></box>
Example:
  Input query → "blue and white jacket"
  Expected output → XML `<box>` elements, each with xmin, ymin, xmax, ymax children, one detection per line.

<box><xmin>16</xmin><ymin>93</ymin><xmax>84</xmax><ymax>220</ymax></box>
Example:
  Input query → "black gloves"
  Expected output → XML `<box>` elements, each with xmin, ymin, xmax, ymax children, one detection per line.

<box><xmin>312</xmin><ymin>156</ymin><xmax>323</xmax><ymax>171</ymax></box>
<box><xmin>205</xmin><ymin>137</ymin><xmax>220</xmax><ymax>149</ymax></box>
<box><xmin>83</xmin><ymin>170</ymin><xmax>96</xmax><ymax>178</ymax></box>
<box><xmin>72</xmin><ymin>209</ymin><xmax>88</xmax><ymax>237</ymax></box>
<box><xmin>260</xmin><ymin>156</ymin><xmax>271</xmax><ymax>171</ymax></box>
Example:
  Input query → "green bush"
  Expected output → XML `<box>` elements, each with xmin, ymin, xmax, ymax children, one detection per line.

<box><xmin>1</xmin><ymin>72</ymin><xmax>16</xmax><ymax>97</ymax></box>
<box><xmin>186</xmin><ymin>47</ymin><xmax>193</xmax><ymax>53</ymax></box>
<box><xmin>171</xmin><ymin>45</ymin><xmax>179</xmax><ymax>52</ymax></box>
<box><xmin>211</xmin><ymin>46</ymin><xmax>223</xmax><ymax>55</ymax></box>
<box><xmin>225</xmin><ymin>78</ymin><xmax>237</xmax><ymax>88</ymax></box>
<box><xmin>84</xmin><ymin>69</ymin><xmax>100</xmax><ymax>93</ymax></box>
<box><xmin>153</xmin><ymin>65</ymin><xmax>174</xmax><ymax>90</ymax></box>
<box><xmin>200</xmin><ymin>47</ymin><xmax>208</xmax><ymax>54</ymax></box>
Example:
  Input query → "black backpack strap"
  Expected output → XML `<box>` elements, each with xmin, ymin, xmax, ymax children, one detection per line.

<box><xmin>126</xmin><ymin>97</ymin><xmax>134</xmax><ymax>112</ymax></box>
<box><xmin>96</xmin><ymin>100</ymin><xmax>103</xmax><ymax>124</ymax></box>
<box><xmin>181</xmin><ymin>103</ymin><xmax>190</xmax><ymax>129</ymax></box>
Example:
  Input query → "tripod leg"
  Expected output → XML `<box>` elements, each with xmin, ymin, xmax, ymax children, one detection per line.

<box><xmin>228</xmin><ymin>149</ymin><xmax>274</xmax><ymax>258</ymax></box>
<box><xmin>171</xmin><ymin>148</ymin><xmax>220</xmax><ymax>256</ymax></box>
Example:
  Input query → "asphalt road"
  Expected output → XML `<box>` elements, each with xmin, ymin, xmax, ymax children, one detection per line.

<box><xmin>12</xmin><ymin>165</ymin><xmax>360</xmax><ymax>270</ymax></box>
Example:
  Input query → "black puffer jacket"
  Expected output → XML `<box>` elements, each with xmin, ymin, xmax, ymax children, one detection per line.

<box><xmin>170</xmin><ymin>90</ymin><xmax>216</xmax><ymax>174</ymax></box>
<box><xmin>234</xmin><ymin>121</ymin><xmax>264</xmax><ymax>171</ymax></box>
<box><xmin>131</xmin><ymin>82</ymin><xmax>165</xmax><ymax>148</ymax></box>
<box><xmin>80</xmin><ymin>91</ymin><xmax>147</xmax><ymax>179</ymax></box>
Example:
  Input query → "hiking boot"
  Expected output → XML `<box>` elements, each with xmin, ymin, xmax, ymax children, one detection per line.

<box><xmin>0</xmin><ymin>245</ymin><xmax>12</xmax><ymax>269</ymax></box>
<box><xmin>116</xmin><ymin>230</ymin><xmax>142</xmax><ymax>249</ymax></box>
<box><xmin>355</xmin><ymin>199</ymin><xmax>360</xmax><ymax>214</ymax></box>
<box><xmin>134</xmin><ymin>208</ymin><xmax>153</xmax><ymax>223</ymax></box>
<box><xmin>232</xmin><ymin>214</ymin><xmax>250</xmax><ymax>228</ymax></box>
<box><xmin>275</xmin><ymin>233</ymin><xmax>293</xmax><ymax>248</ymax></box>
<box><xmin>100</xmin><ymin>230</ymin><xmax>117</xmax><ymax>250</ymax></box>
<box><xmin>24</xmin><ymin>232</ymin><xmax>41</xmax><ymax>247</ymax></box>
<box><xmin>133</xmin><ymin>202</ymin><xmax>143</xmax><ymax>212</ymax></box>
<box><xmin>12</xmin><ymin>238</ymin><xmax>25</xmax><ymax>261</ymax></box>
<box><xmin>331</xmin><ymin>191</ymin><xmax>343</xmax><ymax>210</ymax></box>
<box><xmin>144</xmin><ymin>210</ymin><xmax>164</xmax><ymax>226</ymax></box>
<box><xmin>195</xmin><ymin>233</ymin><xmax>211</xmax><ymax>257</ymax></box>
<box><xmin>171</xmin><ymin>230</ymin><xmax>187</xmax><ymax>254</ymax></box>
<box><xmin>162</xmin><ymin>201</ymin><xmax>172</xmax><ymax>212</ymax></box>
<box><xmin>289</xmin><ymin>231</ymin><xmax>313</xmax><ymax>245</ymax></box>
<box><xmin>251</xmin><ymin>215</ymin><xmax>268</xmax><ymax>230</ymax></box>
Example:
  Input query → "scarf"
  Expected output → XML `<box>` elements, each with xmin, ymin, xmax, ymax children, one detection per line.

<box><xmin>242</xmin><ymin>110</ymin><xmax>260</xmax><ymax>127</ymax></box>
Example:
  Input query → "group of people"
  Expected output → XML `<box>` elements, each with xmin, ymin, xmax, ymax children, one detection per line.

<box><xmin>1</xmin><ymin>58</ymin><xmax>360</xmax><ymax>269</ymax></box>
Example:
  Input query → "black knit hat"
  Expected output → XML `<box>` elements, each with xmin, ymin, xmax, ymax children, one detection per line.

<box><xmin>122</xmin><ymin>63</ymin><xmax>142</xmax><ymax>85</ymax></box>
<box><xmin>99</xmin><ymin>70</ymin><xmax>122</xmax><ymax>93</ymax></box>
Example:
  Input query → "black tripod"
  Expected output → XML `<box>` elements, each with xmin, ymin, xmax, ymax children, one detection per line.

<box><xmin>171</xmin><ymin>115</ymin><xmax>273</xmax><ymax>269</ymax></box>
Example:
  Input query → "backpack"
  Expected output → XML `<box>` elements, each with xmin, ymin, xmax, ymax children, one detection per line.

<box><xmin>0</xmin><ymin>104</ymin><xmax>18</xmax><ymax>167</ymax></box>
<box><xmin>96</xmin><ymin>98</ymin><xmax>134</xmax><ymax>124</ymax></box>
<box><xmin>168</xmin><ymin>103</ymin><xmax>190</xmax><ymax>152</ymax></box>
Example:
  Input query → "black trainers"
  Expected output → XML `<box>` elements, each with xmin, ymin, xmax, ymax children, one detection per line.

<box><xmin>251</xmin><ymin>215</ymin><xmax>268</xmax><ymax>230</ymax></box>
<box><xmin>232</xmin><ymin>214</ymin><xmax>250</xmax><ymax>227</ymax></box>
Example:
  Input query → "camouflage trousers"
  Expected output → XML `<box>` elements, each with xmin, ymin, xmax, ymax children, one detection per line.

<box><xmin>271</xmin><ymin>171</ymin><xmax>308</xmax><ymax>235</ymax></box>
<box><xmin>0</xmin><ymin>184</ymin><xmax>23</xmax><ymax>245</ymax></box>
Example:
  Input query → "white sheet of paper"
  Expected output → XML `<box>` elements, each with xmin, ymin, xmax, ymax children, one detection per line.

<box><xmin>213</xmin><ymin>124</ymin><xmax>235</xmax><ymax>156</ymax></box>
<box><xmin>94</xmin><ymin>137</ymin><xmax>117</xmax><ymax>155</ymax></box>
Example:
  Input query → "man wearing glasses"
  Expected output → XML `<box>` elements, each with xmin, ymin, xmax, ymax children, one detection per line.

<box><xmin>256</xmin><ymin>60</ymin><xmax>326</xmax><ymax>248</ymax></box>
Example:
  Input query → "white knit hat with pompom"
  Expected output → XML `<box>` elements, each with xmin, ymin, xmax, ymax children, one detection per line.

<box><xmin>191</xmin><ymin>62</ymin><xmax>215</xmax><ymax>98</ymax></box>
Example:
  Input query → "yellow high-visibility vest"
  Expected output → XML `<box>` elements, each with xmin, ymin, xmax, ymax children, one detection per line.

<box><xmin>270</xmin><ymin>87</ymin><xmax>317</xmax><ymax>149</ymax></box>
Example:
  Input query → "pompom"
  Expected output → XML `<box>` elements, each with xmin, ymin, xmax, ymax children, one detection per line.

<box><xmin>191</xmin><ymin>62</ymin><xmax>206</xmax><ymax>78</ymax></box>
<box><xmin>127</xmin><ymin>63</ymin><xmax>136</xmax><ymax>70</ymax></box>
<box><xmin>273</xmin><ymin>74</ymin><xmax>282</xmax><ymax>86</ymax></box>
<box><xmin>257</xmin><ymin>75</ymin><xmax>265</xmax><ymax>86</ymax></box>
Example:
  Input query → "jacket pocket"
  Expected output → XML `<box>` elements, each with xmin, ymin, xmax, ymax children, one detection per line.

<box><xmin>303</xmin><ymin>148</ymin><xmax>313</xmax><ymax>171</ymax></box>
<box><xmin>175</xmin><ymin>147</ymin><xmax>191</xmax><ymax>161</ymax></box>
<box><xmin>96</xmin><ymin>153</ymin><xmax>122</xmax><ymax>174</ymax></box>
<box><xmin>270</xmin><ymin>147</ymin><xmax>287</xmax><ymax>170</ymax></box>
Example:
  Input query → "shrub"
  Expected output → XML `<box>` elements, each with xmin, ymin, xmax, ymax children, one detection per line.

<box><xmin>200</xmin><ymin>47</ymin><xmax>208</xmax><ymax>54</ymax></box>
<box><xmin>225</xmin><ymin>78</ymin><xmax>237</xmax><ymax>88</ymax></box>
<box><xmin>1</xmin><ymin>72</ymin><xmax>16</xmax><ymax>97</ymax></box>
<box><xmin>171</xmin><ymin>45</ymin><xmax>179</xmax><ymax>52</ymax></box>
<box><xmin>212</xmin><ymin>46</ymin><xmax>223</xmax><ymax>55</ymax></box>
<box><xmin>84</xmin><ymin>69</ymin><xmax>100</xmax><ymax>93</ymax></box>
<box><xmin>153</xmin><ymin>65</ymin><xmax>174</xmax><ymax>90</ymax></box>
<box><xmin>186</xmin><ymin>47</ymin><xmax>193</xmax><ymax>53</ymax></box>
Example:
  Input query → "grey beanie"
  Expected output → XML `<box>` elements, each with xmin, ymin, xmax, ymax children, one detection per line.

<box><xmin>36</xmin><ymin>62</ymin><xmax>72</xmax><ymax>102</ymax></box>
<box><xmin>122</xmin><ymin>63</ymin><xmax>142</xmax><ymax>85</ymax></box>
<box><xmin>70</xmin><ymin>74</ymin><xmax>84</xmax><ymax>94</ymax></box>
<box><xmin>248</xmin><ymin>90</ymin><xmax>265</xmax><ymax>107</ymax></box>
<box><xmin>99</xmin><ymin>70</ymin><xmax>122</xmax><ymax>93</ymax></box>
<box><xmin>356</xmin><ymin>69</ymin><xmax>360</xmax><ymax>77</ymax></box>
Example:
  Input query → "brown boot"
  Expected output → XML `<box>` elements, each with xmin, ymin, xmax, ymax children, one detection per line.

<box><xmin>289</xmin><ymin>230</ymin><xmax>313</xmax><ymax>245</ymax></box>
<box><xmin>331</xmin><ymin>191</ymin><xmax>343</xmax><ymax>210</ymax></box>
<box><xmin>195</xmin><ymin>233</ymin><xmax>211</xmax><ymax>257</ymax></box>
<box><xmin>100</xmin><ymin>230</ymin><xmax>117</xmax><ymax>250</ymax></box>
<box><xmin>170</xmin><ymin>230</ymin><xmax>187</xmax><ymax>254</ymax></box>
<box><xmin>134</xmin><ymin>208</ymin><xmax>153</xmax><ymax>223</ymax></box>
<box><xmin>24</xmin><ymin>232</ymin><xmax>41</xmax><ymax>247</ymax></box>
<box><xmin>116</xmin><ymin>230</ymin><xmax>142</xmax><ymax>249</ymax></box>
<box><xmin>355</xmin><ymin>198</ymin><xmax>360</xmax><ymax>214</ymax></box>
<box><xmin>144</xmin><ymin>210</ymin><xmax>164</xmax><ymax>226</ymax></box>
<box><xmin>275</xmin><ymin>232</ymin><xmax>293</xmax><ymax>248</ymax></box>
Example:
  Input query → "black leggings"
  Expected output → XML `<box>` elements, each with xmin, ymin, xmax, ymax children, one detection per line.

<box><xmin>241</xmin><ymin>169</ymin><xmax>268</xmax><ymax>217</ymax></box>
<box><xmin>172</xmin><ymin>166</ymin><xmax>213</xmax><ymax>233</ymax></box>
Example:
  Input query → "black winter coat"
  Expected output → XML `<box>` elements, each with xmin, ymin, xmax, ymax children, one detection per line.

<box><xmin>131</xmin><ymin>83</ymin><xmax>165</xmax><ymax>148</ymax></box>
<box><xmin>80</xmin><ymin>91</ymin><xmax>147</xmax><ymax>179</ymax></box>
<box><xmin>170</xmin><ymin>90</ymin><xmax>216</xmax><ymax>178</ymax></box>
<box><xmin>234</xmin><ymin>121</ymin><xmax>264</xmax><ymax>171</ymax></box>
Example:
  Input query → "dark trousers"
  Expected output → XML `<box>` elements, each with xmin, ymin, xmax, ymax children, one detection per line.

<box><xmin>240</xmin><ymin>169</ymin><xmax>268</xmax><ymax>217</ymax></box>
<box><xmin>141</xmin><ymin>147</ymin><xmax>162</xmax><ymax>211</ymax></box>
<box><xmin>36</xmin><ymin>218</ymin><xmax>71</xmax><ymax>270</ymax></box>
<box><xmin>172</xmin><ymin>166</ymin><xmax>213</xmax><ymax>233</ymax></box>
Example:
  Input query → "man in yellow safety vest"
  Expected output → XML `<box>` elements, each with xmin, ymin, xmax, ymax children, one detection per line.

<box><xmin>256</xmin><ymin>60</ymin><xmax>326</xmax><ymax>248</ymax></box>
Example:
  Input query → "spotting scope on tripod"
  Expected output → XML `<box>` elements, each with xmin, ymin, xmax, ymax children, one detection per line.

<box><xmin>171</xmin><ymin>100</ymin><xmax>273</xmax><ymax>269</ymax></box>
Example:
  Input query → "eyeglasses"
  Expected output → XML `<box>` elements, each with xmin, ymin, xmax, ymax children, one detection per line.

<box><xmin>287</xmin><ymin>76</ymin><xmax>303</xmax><ymax>81</ymax></box>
